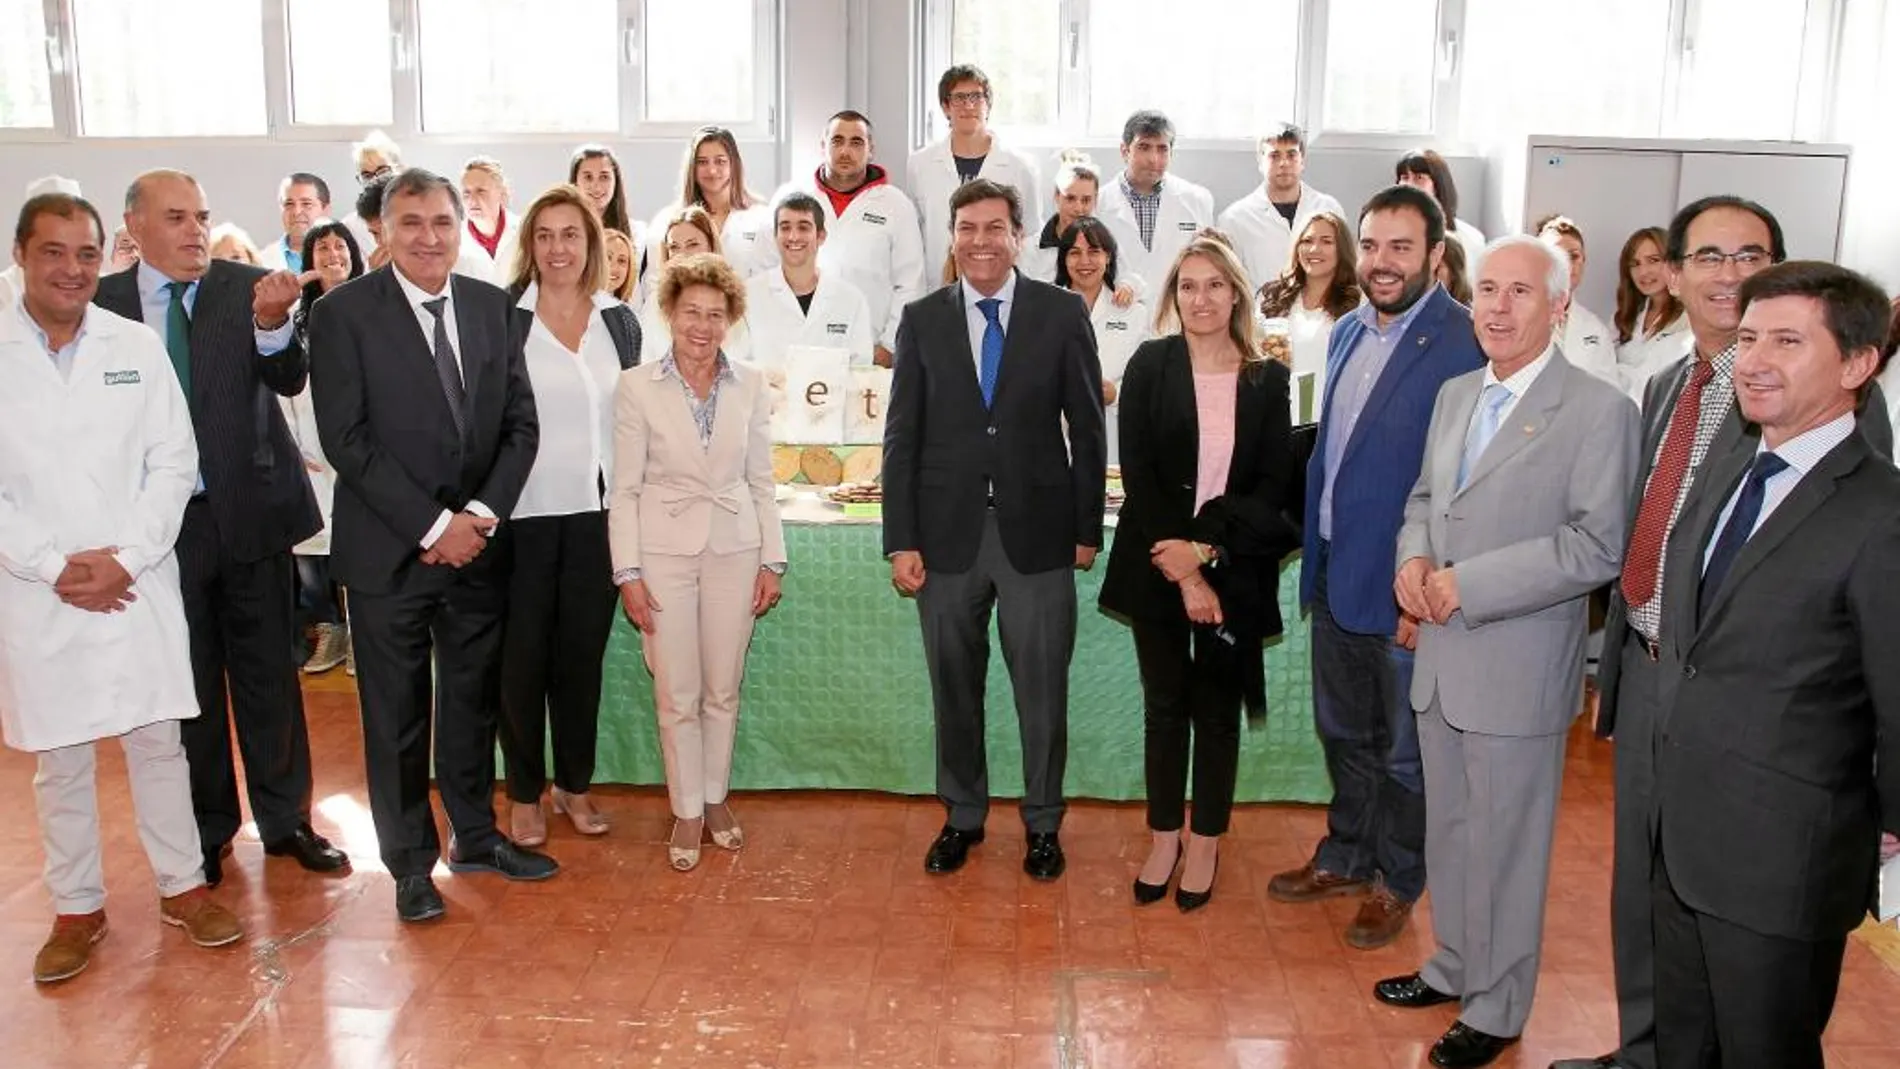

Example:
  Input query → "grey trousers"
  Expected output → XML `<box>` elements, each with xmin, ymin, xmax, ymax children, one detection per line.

<box><xmin>915</xmin><ymin>513</ymin><xmax>1076</xmax><ymax>835</ymax></box>
<box><xmin>1417</xmin><ymin>697</ymin><xmax>1569</xmax><ymax>1038</ymax></box>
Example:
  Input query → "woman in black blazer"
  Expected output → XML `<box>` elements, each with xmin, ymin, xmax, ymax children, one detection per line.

<box><xmin>1099</xmin><ymin>236</ymin><xmax>1299</xmax><ymax>911</ymax></box>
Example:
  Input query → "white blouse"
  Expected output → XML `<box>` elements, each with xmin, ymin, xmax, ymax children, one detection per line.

<box><xmin>514</xmin><ymin>284</ymin><xmax>627</xmax><ymax>519</ymax></box>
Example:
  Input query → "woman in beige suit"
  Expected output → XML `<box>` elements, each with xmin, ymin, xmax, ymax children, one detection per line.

<box><xmin>609</xmin><ymin>253</ymin><xmax>787</xmax><ymax>872</ymax></box>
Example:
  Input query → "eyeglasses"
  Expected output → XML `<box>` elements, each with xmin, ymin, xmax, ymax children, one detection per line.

<box><xmin>356</xmin><ymin>165</ymin><xmax>394</xmax><ymax>186</ymax></box>
<box><xmin>1686</xmin><ymin>248</ymin><xmax>1769</xmax><ymax>270</ymax></box>
<box><xmin>946</xmin><ymin>91</ymin><xmax>988</xmax><ymax>106</ymax></box>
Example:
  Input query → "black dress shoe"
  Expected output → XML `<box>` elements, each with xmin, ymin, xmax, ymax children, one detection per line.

<box><xmin>1548</xmin><ymin>1056</ymin><xmax>1622</xmax><ymax>1069</ymax></box>
<box><xmin>1176</xmin><ymin>857</ymin><xmax>1218</xmax><ymax>913</ymax></box>
<box><xmin>924</xmin><ymin>825</ymin><xmax>985</xmax><ymax>874</ymax></box>
<box><xmin>1373</xmin><ymin>972</ymin><xmax>1460</xmax><ymax>1009</ymax></box>
<box><xmin>395</xmin><ymin>875</ymin><xmax>445</xmax><ymax>923</ymax></box>
<box><xmin>263</xmin><ymin>824</ymin><xmax>351</xmax><ymax>874</ymax></box>
<box><xmin>1023</xmin><ymin>832</ymin><xmax>1065</xmax><ymax>881</ymax></box>
<box><xmin>447</xmin><ymin>840</ymin><xmax>560</xmax><ymax>881</ymax></box>
<box><xmin>1429</xmin><ymin>1021</ymin><xmax>1519</xmax><ymax>1068</ymax></box>
<box><xmin>201</xmin><ymin>841</ymin><xmax>234</xmax><ymax>889</ymax></box>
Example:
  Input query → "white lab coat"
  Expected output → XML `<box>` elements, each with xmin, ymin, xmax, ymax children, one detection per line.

<box><xmin>775</xmin><ymin>172</ymin><xmax>928</xmax><ymax>351</ymax></box>
<box><xmin>907</xmin><ymin>135</ymin><xmax>1045</xmax><ymax>286</ymax></box>
<box><xmin>1084</xmin><ymin>290</ymin><xmax>1152</xmax><ymax>466</ymax></box>
<box><xmin>0</xmin><ymin>304</ymin><xmax>199</xmax><ymax>753</ymax></box>
<box><xmin>729</xmin><ymin>269</ymin><xmax>875</xmax><ymax>370</ymax></box>
<box><xmin>640</xmin><ymin>203</ymin><xmax>776</xmax><ymax>292</ymax></box>
<box><xmin>278</xmin><ymin>386</ymin><xmax>333</xmax><ymax>555</ymax></box>
<box><xmin>1216</xmin><ymin>183</ymin><xmax>1348</xmax><ymax>297</ymax></box>
<box><xmin>1274</xmin><ymin>300</ymin><xmax>1339</xmax><ymax>425</ymax></box>
<box><xmin>1616</xmin><ymin>303</ymin><xmax>1690</xmax><ymax>399</ymax></box>
<box><xmin>467</xmin><ymin>209</ymin><xmax>524</xmax><ymax>283</ymax></box>
<box><xmin>1561</xmin><ymin>302</ymin><xmax>1621</xmax><ymax>391</ymax></box>
<box><xmin>0</xmin><ymin>264</ymin><xmax>19</xmax><ymax>312</ymax></box>
<box><xmin>1449</xmin><ymin>218</ymin><xmax>1487</xmax><ymax>261</ymax></box>
<box><xmin>1094</xmin><ymin>172</ymin><xmax>1217</xmax><ymax>300</ymax></box>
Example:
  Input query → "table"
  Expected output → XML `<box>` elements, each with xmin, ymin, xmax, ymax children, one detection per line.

<box><xmin>593</xmin><ymin>501</ymin><xmax>1329</xmax><ymax>803</ymax></box>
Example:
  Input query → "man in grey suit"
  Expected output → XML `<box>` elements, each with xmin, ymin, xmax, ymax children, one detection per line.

<box><xmin>1374</xmin><ymin>236</ymin><xmax>1640</xmax><ymax>1069</ymax></box>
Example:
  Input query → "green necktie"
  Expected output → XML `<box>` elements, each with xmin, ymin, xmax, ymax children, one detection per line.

<box><xmin>165</xmin><ymin>281</ymin><xmax>192</xmax><ymax>399</ymax></box>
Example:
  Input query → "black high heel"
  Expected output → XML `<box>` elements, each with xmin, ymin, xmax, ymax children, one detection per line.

<box><xmin>1176</xmin><ymin>856</ymin><xmax>1219</xmax><ymax>913</ymax></box>
<box><xmin>1132</xmin><ymin>846</ymin><xmax>1182</xmax><ymax>905</ymax></box>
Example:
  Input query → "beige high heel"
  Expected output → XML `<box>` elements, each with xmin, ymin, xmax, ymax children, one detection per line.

<box><xmin>510</xmin><ymin>801</ymin><xmax>547</xmax><ymax>847</ymax></box>
<box><xmin>705</xmin><ymin>802</ymin><xmax>744</xmax><ymax>851</ymax></box>
<box><xmin>551</xmin><ymin>788</ymin><xmax>609</xmax><ymax>836</ymax></box>
<box><xmin>668</xmin><ymin>818</ymin><xmax>702</xmax><ymax>872</ymax></box>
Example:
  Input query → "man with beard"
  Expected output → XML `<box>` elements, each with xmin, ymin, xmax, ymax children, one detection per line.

<box><xmin>1272</xmin><ymin>184</ymin><xmax>1483</xmax><ymax>949</ymax></box>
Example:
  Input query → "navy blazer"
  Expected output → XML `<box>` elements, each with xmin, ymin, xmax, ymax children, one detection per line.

<box><xmin>1298</xmin><ymin>286</ymin><xmax>1483</xmax><ymax>635</ymax></box>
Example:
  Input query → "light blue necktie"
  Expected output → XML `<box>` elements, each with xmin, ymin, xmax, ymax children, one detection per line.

<box><xmin>1457</xmin><ymin>383</ymin><xmax>1512</xmax><ymax>489</ymax></box>
<box><xmin>976</xmin><ymin>297</ymin><xmax>1004</xmax><ymax>408</ymax></box>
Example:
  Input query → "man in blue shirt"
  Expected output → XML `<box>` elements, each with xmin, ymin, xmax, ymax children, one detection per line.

<box><xmin>261</xmin><ymin>172</ymin><xmax>330</xmax><ymax>274</ymax></box>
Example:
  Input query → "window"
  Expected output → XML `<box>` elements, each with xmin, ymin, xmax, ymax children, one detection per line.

<box><xmin>72</xmin><ymin>0</ymin><xmax>267</xmax><ymax>137</ymax></box>
<box><xmin>0</xmin><ymin>0</ymin><xmax>55</xmax><ymax>129</ymax></box>
<box><xmin>1321</xmin><ymin>0</ymin><xmax>1439</xmax><ymax>134</ymax></box>
<box><xmin>1672</xmin><ymin>0</ymin><xmax>1810</xmax><ymax>140</ymax></box>
<box><xmin>287</xmin><ymin>0</ymin><xmax>393</xmax><ymax>127</ymax></box>
<box><xmin>644</xmin><ymin>0</ymin><xmax>759</xmax><ymax>122</ymax></box>
<box><xmin>416</xmin><ymin>0</ymin><xmax>618</xmax><ymax>134</ymax></box>
<box><xmin>1087</xmin><ymin>0</ymin><xmax>1298</xmax><ymax>139</ymax></box>
<box><xmin>948</xmin><ymin>0</ymin><xmax>1061</xmax><ymax>129</ymax></box>
<box><xmin>1458</xmin><ymin>0</ymin><xmax>1672</xmax><ymax>142</ymax></box>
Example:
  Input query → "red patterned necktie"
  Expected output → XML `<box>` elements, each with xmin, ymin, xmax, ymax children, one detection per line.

<box><xmin>1620</xmin><ymin>359</ymin><xmax>1716</xmax><ymax>609</ymax></box>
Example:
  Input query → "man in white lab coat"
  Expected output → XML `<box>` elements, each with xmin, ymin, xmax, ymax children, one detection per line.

<box><xmin>1536</xmin><ymin>215</ymin><xmax>1621</xmax><ymax>390</ymax></box>
<box><xmin>907</xmin><ymin>65</ymin><xmax>1045</xmax><ymax>287</ymax></box>
<box><xmin>733</xmin><ymin>192</ymin><xmax>874</xmax><ymax>370</ymax></box>
<box><xmin>0</xmin><ymin>193</ymin><xmax>243</xmax><ymax>985</ymax></box>
<box><xmin>1217</xmin><ymin>124</ymin><xmax>1347</xmax><ymax>295</ymax></box>
<box><xmin>779</xmin><ymin>111</ymin><xmax>925</xmax><ymax>368</ymax></box>
<box><xmin>259</xmin><ymin>172</ymin><xmax>330</xmax><ymax>274</ymax></box>
<box><xmin>1095</xmin><ymin>110</ymin><xmax>1216</xmax><ymax>291</ymax></box>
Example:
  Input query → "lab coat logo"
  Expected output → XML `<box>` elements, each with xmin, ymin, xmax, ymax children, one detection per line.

<box><xmin>1177</xmin><ymin>221</ymin><xmax>1198</xmax><ymax>231</ymax></box>
<box><xmin>863</xmin><ymin>213</ymin><xmax>888</xmax><ymax>225</ymax></box>
<box><xmin>104</xmin><ymin>370</ymin><xmax>141</xmax><ymax>386</ymax></box>
<box><xmin>776</xmin><ymin>346</ymin><xmax>890</xmax><ymax>445</ymax></box>
<box><xmin>825</xmin><ymin>323</ymin><xmax>850</xmax><ymax>336</ymax></box>
<box><xmin>1104</xmin><ymin>321</ymin><xmax>1128</xmax><ymax>332</ymax></box>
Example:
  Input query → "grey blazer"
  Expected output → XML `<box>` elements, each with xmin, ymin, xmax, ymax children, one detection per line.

<box><xmin>1398</xmin><ymin>349</ymin><xmax>1641</xmax><ymax>736</ymax></box>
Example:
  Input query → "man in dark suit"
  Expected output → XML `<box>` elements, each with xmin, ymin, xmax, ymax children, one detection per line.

<box><xmin>1269</xmin><ymin>185</ymin><xmax>1483</xmax><ymax>950</ymax></box>
<box><xmin>99</xmin><ymin>169</ymin><xmax>347</xmax><ymax>888</ymax></box>
<box><xmin>1639</xmin><ymin>261</ymin><xmax>1900</xmax><ymax>1068</ymax></box>
<box><xmin>883</xmin><ymin>178</ymin><xmax>1106</xmax><ymax>881</ymax></box>
<box><xmin>309</xmin><ymin>169</ymin><xmax>551</xmax><ymax>923</ymax></box>
<box><xmin>1551</xmin><ymin>198</ymin><xmax>1891</xmax><ymax>1069</ymax></box>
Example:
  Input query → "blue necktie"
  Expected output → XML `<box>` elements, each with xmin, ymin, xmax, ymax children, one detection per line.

<box><xmin>1699</xmin><ymin>451</ymin><xmax>1789</xmax><ymax>621</ymax></box>
<box><xmin>1456</xmin><ymin>383</ymin><xmax>1511</xmax><ymax>489</ymax></box>
<box><xmin>976</xmin><ymin>297</ymin><xmax>1004</xmax><ymax>408</ymax></box>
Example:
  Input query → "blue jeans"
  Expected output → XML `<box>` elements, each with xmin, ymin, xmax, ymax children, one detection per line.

<box><xmin>1308</xmin><ymin>544</ymin><xmax>1427</xmax><ymax>902</ymax></box>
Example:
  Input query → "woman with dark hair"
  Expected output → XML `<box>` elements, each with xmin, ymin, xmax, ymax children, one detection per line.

<box><xmin>287</xmin><ymin>220</ymin><xmax>366</xmax><ymax>674</ymax></box>
<box><xmin>1100</xmin><ymin>236</ymin><xmax>1299</xmax><ymax>912</ymax></box>
<box><xmin>570</xmin><ymin>145</ymin><xmax>636</xmax><ymax>237</ymax></box>
<box><xmin>1054</xmin><ymin>216</ymin><xmax>1150</xmax><ymax>464</ymax></box>
<box><xmin>645</xmin><ymin>126</ymin><xmax>773</xmax><ymax>286</ymax></box>
<box><xmin>1612</xmin><ymin>225</ymin><xmax>1688</xmax><ymax>397</ymax></box>
<box><xmin>1395</xmin><ymin>149</ymin><xmax>1485</xmax><ymax>258</ymax></box>
<box><xmin>1257</xmin><ymin>212</ymin><xmax>1361</xmax><ymax>422</ymax></box>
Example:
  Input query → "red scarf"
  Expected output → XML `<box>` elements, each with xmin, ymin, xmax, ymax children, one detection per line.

<box><xmin>815</xmin><ymin>165</ymin><xmax>888</xmax><ymax>218</ymax></box>
<box><xmin>469</xmin><ymin>207</ymin><xmax>505</xmax><ymax>258</ymax></box>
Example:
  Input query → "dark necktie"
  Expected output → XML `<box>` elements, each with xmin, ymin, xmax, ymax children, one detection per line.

<box><xmin>1698</xmin><ymin>451</ymin><xmax>1790</xmax><ymax>621</ymax></box>
<box><xmin>422</xmin><ymin>297</ymin><xmax>468</xmax><ymax>437</ymax></box>
<box><xmin>164</xmin><ymin>281</ymin><xmax>192</xmax><ymax>398</ymax></box>
<box><xmin>1621</xmin><ymin>358</ymin><xmax>1715</xmax><ymax>609</ymax></box>
<box><xmin>976</xmin><ymin>297</ymin><xmax>1003</xmax><ymax>408</ymax></box>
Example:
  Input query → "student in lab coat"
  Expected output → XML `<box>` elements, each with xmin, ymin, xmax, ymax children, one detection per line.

<box><xmin>2</xmin><ymin>193</ymin><xmax>243</xmax><ymax>984</ymax></box>
<box><xmin>645</xmin><ymin>126</ymin><xmax>774</xmax><ymax>287</ymax></box>
<box><xmin>1053</xmin><ymin>216</ymin><xmax>1150</xmax><ymax>465</ymax></box>
<box><xmin>1256</xmin><ymin>212</ymin><xmax>1362</xmax><ymax>424</ymax></box>
<box><xmin>777</xmin><ymin>110</ymin><xmax>925</xmax><ymax>368</ymax></box>
<box><xmin>1022</xmin><ymin>151</ymin><xmax>1102</xmax><ymax>284</ymax></box>
<box><xmin>638</xmin><ymin>207</ymin><xmax>723</xmax><ymax>349</ymax></box>
<box><xmin>1218</xmin><ymin>124</ymin><xmax>1347</xmax><ymax>297</ymax></box>
<box><xmin>571</xmin><ymin>144</ymin><xmax>638</xmax><ymax>239</ymax></box>
<box><xmin>1095</xmin><ymin>111</ymin><xmax>1216</xmax><ymax>294</ymax></box>
<box><xmin>1535</xmin><ymin>214</ymin><xmax>1621</xmax><ymax>388</ymax></box>
<box><xmin>1396</xmin><ymin>150</ymin><xmax>1485</xmax><ymax>260</ymax></box>
<box><xmin>1612</xmin><ymin>225</ymin><xmax>1689</xmax><ymax>398</ymax></box>
<box><xmin>260</xmin><ymin>173</ymin><xmax>330</xmax><ymax>274</ymax></box>
<box><xmin>907</xmin><ymin>64</ymin><xmax>1045</xmax><ymax>284</ymax></box>
<box><xmin>461</xmin><ymin>156</ymin><xmax>521</xmax><ymax>280</ymax></box>
<box><xmin>731</xmin><ymin>192</ymin><xmax>874</xmax><ymax>370</ymax></box>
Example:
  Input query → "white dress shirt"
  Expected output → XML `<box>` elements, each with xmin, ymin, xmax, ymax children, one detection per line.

<box><xmin>390</xmin><ymin>266</ymin><xmax>492</xmax><ymax>546</ymax></box>
<box><xmin>960</xmin><ymin>270</ymin><xmax>1018</xmax><ymax>380</ymax></box>
<box><xmin>1702</xmin><ymin>412</ymin><xmax>1857</xmax><ymax>571</ymax></box>
<box><xmin>514</xmin><ymin>283</ymin><xmax>624</xmax><ymax>519</ymax></box>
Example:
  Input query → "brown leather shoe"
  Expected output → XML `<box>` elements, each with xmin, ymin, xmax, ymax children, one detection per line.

<box><xmin>159</xmin><ymin>888</ymin><xmax>243</xmax><ymax>948</ymax></box>
<box><xmin>1345</xmin><ymin>885</ymin><xmax>1414</xmax><ymax>950</ymax></box>
<box><xmin>1267</xmin><ymin>861</ymin><xmax>1371</xmax><ymax>903</ymax></box>
<box><xmin>33</xmin><ymin>911</ymin><xmax>107</xmax><ymax>984</ymax></box>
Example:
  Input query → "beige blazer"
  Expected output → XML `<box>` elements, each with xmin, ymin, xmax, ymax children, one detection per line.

<box><xmin>609</xmin><ymin>356</ymin><xmax>786</xmax><ymax>571</ymax></box>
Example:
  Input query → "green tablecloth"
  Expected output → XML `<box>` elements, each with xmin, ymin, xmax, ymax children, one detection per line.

<box><xmin>594</xmin><ymin>522</ymin><xmax>1329</xmax><ymax>803</ymax></box>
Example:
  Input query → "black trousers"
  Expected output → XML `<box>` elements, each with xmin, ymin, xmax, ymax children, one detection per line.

<box><xmin>496</xmin><ymin>512</ymin><xmax>616</xmax><ymax>802</ymax></box>
<box><xmin>175</xmin><ymin>498</ymin><xmax>314</xmax><ymax>848</ymax></box>
<box><xmin>1651</xmin><ymin>841</ymin><xmax>1846</xmax><ymax>1069</ymax></box>
<box><xmin>350</xmin><ymin>559</ymin><xmax>509</xmax><ymax>878</ymax></box>
<box><xmin>1609</xmin><ymin>631</ymin><xmax>1666</xmax><ymax>1069</ymax></box>
<box><xmin>1130</xmin><ymin>616</ymin><xmax>1241</xmax><ymax>836</ymax></box>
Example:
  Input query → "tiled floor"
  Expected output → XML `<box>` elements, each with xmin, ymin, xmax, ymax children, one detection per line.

<box><xmin>4</xmin><ymin>678</ymin><xmax>1899</xmax><ymax>1068</ymax></box>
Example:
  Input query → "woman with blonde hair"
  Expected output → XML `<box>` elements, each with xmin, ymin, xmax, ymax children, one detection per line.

<box><xmin>1101</xmin><ymin>236</ymin><xmax>1298</xmax><ymax>911</ymax></box>
<box><xmin>610</xmin><ymin>253</ymin><xmax>786</xmax><ymax>871</ymax></box>
<box><xmin>497</xmin><ymin>185</ymin><xmax>645</xmax><ymax>846</ymax></box>
<box><xmin>1257</xmin><ymin>212</ymin><xmax>1361</xmax><ymax>419</ymax></box>
<box><xmin>639</xmin><ymin>205</ymin><xmax>725</xmax><ymax>345</ymax></box>
<box><xmin>209</xmin><ymin>223</ymin><xmax>262</xmax><ymax>265</ymax></box>
<box><xmin>603</xmin><ymin>229</ymin><xmax>639</xmax><ymax>304</ymax></box>
<box><xmin>645</xmin><ymin>127</ymin><xmax>773</xmax><ymax>285</ymax></box>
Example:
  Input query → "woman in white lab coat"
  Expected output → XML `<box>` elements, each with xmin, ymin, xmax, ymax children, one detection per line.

<box><xmin>907</xmin><ymin>65</ymin><xmax>1046</xmax><ymax>285</ymax></box>
<box><xmin>1022</xmin><ymin>151</ymin><xmax>1104</xmax><ymax>284</ymax></box>
<box><xmin>1612</xmin><ymin>225</ymin><xmax>1689</xmax><ymax>399</ymax></box>
<box><xmin>1256</xmin><ymin>212</ymin><xmax>1361</xmax><ymax>425</ymax></box>
<box><xmin>1055</xmin><ymin>217</ymin><xmax>1151</xmax><ymax>465</ymax></box>
<box><xmin>1534</xmin><ymin>214</ymin><xmax>1621</xmax><ymax>389</ymax></box>
<box><xmin>638</xmin><ymin>207</ymin><xmax>723</xmax><ymax>350</ymax></box>
<box><xmin>645</xmin><ymin>126</ymin><xmax>774</xmax><ymax>289</ymax></box>
<box><xmin>1396</xmin><ymin>150</ymin><xmax>1485</xmax><ymax>259</ymax></box>
<box><xmin>729</xmin><ymin>193</ymin><xmax>874</xmax><ymax>369</ymax></box>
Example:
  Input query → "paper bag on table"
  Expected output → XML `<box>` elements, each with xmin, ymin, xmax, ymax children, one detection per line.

<box><xmin>780</xmin><ymin>345</ymin><xmax>849</xmax><ymax>444</ymax></box>
<box><xmin>845</xmin><ymin>368</ymin><xmax>893</xmax><ymax>444</ymax></box>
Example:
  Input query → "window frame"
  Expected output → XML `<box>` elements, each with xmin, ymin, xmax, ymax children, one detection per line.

<box><xmin>1</xmin><ymin>0</ymin><xmax>780</xmax><ymax>145</ymax></box>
